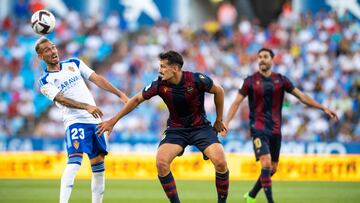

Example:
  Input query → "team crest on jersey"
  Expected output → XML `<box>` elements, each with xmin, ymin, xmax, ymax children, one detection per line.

<box><xmin>275</xmin><ymin>80</ymin><xmax>279</xmax><ymax>83</ymax></box>
<box><xmin>68</xmin><ymin>66</ymin><xmax>75</xmax><ymax>72</ymax></box>
<box><xmin>187</xmin><ymin>86</ymin><xmax>193</xmax><ymax>93</ymax></box>
<box><xmin>199</xmin><ymin>74</ymin><xmax>206</xmax><ymax>80</ymax></box>
<box><xmin>256</xmin><ymin>81</ymin><xmax>260</xmax><ymax>85</ymax></box>
<box><xmin>163</xmin><ymin>87</ymin><xmax>168</xmax><ymax>93</ymax></box>
<box><xmin>73</xmin><ymin>140</ymin><xmax>80</xmax><ymax>149</ymax></box>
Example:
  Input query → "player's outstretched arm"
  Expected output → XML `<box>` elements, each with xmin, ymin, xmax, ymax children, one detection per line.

<box><xmin>96</xmin><ymin>92</ymin><xmax>145</xmax><ymax>136</ymax></box>
<box><xmin>209</xmin><ymin>83</ymin><xmax>227</xmax><ymax>134</ymax></box>
<box><xmin>291</xmin><ymin>88</ymin><xmax>338</xmax><ymax>120</ymax></box>
<box><xmin>223</xmin><ymin>93</ymin><xmax>246</xmax><ymax>134</ymax></box>
<box><xmin>89</xmin><ymin>72</ymin><xmax>129</xmax><ymax>104</ymax></box>
<box><xmin>54</xmin><ymin>93</ymin><xmax>103</xmax><ymax>118</ymax></box>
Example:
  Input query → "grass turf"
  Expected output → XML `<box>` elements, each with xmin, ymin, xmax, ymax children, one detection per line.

<box><xmin>0</xmin><ymin>179</ymin><xmax>359</xmax><ymax>203</ymax></box>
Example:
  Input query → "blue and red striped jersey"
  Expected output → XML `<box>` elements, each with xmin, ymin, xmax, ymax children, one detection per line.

<box><xmin>142</xmin><ymin>71</ymin><xmax>214</xmax><ymax>128</ymax></box>
<box><xmin>239</xmin><ymin>72</ymin><xmax>295</xmax><ymax>135</ymax></box>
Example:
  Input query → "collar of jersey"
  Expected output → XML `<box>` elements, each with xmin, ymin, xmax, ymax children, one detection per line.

<box><xmin>170</xmin><ymin>71</ymin><xmax>185</xmax><ymax>87</ymax></box>
<box><xmin>45</xmin><ymin>62</ymin><xmax>63</xmax><ymax>73</ymax></box>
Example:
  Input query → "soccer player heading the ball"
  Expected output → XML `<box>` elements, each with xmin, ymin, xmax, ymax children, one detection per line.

<box><xmin>223</xmin><ymin>48</ymin><xmax>338</xmax><ymax>203</ymax></box>
<box><xmin>36</xmin><ymin>37</ymin><xmax>129</xmax><ymax>203</ymax></box>
<box><xmin>97</xmin><ymin>50</ymin><xmax>230</xmax><ymax>203</ymax></box>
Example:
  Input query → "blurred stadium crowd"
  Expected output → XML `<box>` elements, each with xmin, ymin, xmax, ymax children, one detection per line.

<box><xmin>0</xmin><ymin>1</ymin><xmax>359</xmax><ymax>144</ymax></box>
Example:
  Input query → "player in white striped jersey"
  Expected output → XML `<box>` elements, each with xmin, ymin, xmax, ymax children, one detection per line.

<box><xmin>36</xmin><ymin>37</ymin><xmax>128</xmax><ymax>203</ymax></box>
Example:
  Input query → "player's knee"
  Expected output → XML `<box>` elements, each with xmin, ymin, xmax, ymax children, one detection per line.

<box><xmin>156</xmin><ymin>158</ymin><xmax>171</xmax><ymax>175</ymax></box>
<box><xmin>259</xmin><ymin>156</ymin><xmax>271</xmax><ymax>168</ymax></box>
<box><xmin>67</xmin><ymin>154</ymin><xmax>83</xmax><ymax>165</ymax></box>
<box><xmin>213</xmin><ymin>158</ymin><xmax>228</xmax><ymax>172</ymax></box>
<box><xmin>90</xmin><ymin>155</ymin><xmax>105</xmax><ymax>165</ymax></box>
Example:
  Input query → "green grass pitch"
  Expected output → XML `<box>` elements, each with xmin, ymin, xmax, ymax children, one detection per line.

<box><xmin>0</xmin><ymin>179</ymin><xmax>359</xmax><ymax>203</ymax></box>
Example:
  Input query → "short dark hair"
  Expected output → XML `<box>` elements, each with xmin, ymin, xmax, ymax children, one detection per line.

<box><xmin>35</xmin><ymin>37</ymin><xmax>51</xmax><ymax>54</ymax></box>
<box><xmin>258</xmin><ymin>48</ymin><xmax>275</xmax><ymax>58</ymax></box>
<box><xmin>159</xmin><ymin>50</ymin><xmax>184</xmax><ymax>68</ymax></box>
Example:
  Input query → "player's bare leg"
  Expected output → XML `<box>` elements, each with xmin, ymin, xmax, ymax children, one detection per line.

<box><xmin>60</xmin><ymin>152</ymin><xmax>83</xmax><ymax>203</ymax></box>
<box><xmin>90</xmin><ymin>153</ymin><xmax>105</xmax><ymax>203</ymax></box>
<box><xmin>156</xmin><ymin>143</ymin><xmax>183</xmax><ymax>203</ymax></box>
<box><xmin>203</xmin><ymin>143</ymin><xmax>229</xmax><ymax>203</ymax></box>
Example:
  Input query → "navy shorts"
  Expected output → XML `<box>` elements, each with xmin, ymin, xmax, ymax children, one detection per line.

<box><xmin>65</xmin><ymin>123</ymin><xmax>108</xmax><ymax>159</ymax></box>
<box><xmin>251</xmin><ymin>130</ymin><xmax>281</xmax><ymax>162</ymax></box>
<box><xmin>159</xmin><ymin>125</ymin><xmax>220</xmax><ymax>160</ymax></box>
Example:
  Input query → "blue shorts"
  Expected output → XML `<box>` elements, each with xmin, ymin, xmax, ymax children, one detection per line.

<box><xmin>251</xmin><ymin>130</ymin><xmax>281</xmax><ymax>162</ymax></box>
<box><xmin>159</xmin><ymin>125</ymin><xmax>220</xmax><ymax>159</ymax></box>
<box><xmin>65</xmin><ymin>123</ymin><xmax>108</xmax><ymax>159</ymax></box>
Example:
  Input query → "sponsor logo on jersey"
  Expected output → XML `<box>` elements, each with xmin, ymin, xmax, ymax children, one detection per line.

<box><xmin>60</xmin><ymin>75</ymin><xmax>81</xmax><ymax>91</ymax></box>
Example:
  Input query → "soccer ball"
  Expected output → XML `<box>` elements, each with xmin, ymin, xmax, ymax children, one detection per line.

<box><xmin>31</xmin><ymin>10</ymin><xmax>56</xmax><ymax>35</ymax></box>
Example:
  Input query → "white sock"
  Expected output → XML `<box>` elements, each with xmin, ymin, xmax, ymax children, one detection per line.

<box><xmin>92</xmin><ymin>171</ymin><xmax>105</xmax><ymax>203</ymax></box>
<box><xmin>59</xmin><ymin>164</ymin><xmax>80</xmax><ymax>203</ymax></box>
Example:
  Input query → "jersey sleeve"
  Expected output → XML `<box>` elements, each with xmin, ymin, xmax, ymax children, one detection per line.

<box><xmin>239</xmin><ymin>76</ymin><xmax>251</xmax><ymax>97</ymax></box>
<box><xmin>142</xmin><ymin>78</ymin><xmax>159</xmax><ymax>100</ymax></box>
<box><xmin>68</xmin><ymin>58</ymin><xmax>94</xmax><ymax>79</ymax></box>
<box><xmin>194</xmin><ymin>72</ymin><xmax>214</xmax><ymax>92</ymax></box>
<box><xmin>282</xmin><ymin>75</ymin><xmax>295</xmax><ymax>93</ymax></box>
<box><xmin>38</xmin><ymin>75</ymin><xmax>60</xmax><ymax>101</ymax></box>
<box><xmin>79</xmin><ymin>59</ymin><xmax>94</xmax><ymax>79</ymax></box>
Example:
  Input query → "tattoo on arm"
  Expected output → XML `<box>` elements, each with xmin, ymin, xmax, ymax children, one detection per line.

<box><xmin>54</xmin><ymin>93</ymin><xmax>88</xmax><ymax>110</ymax></box>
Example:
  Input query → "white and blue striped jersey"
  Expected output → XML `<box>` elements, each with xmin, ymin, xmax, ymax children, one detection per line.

<box><xmin>38</xmin><ymin>58</ymin><xmax>101</xmax><ymax>129</ymax></box>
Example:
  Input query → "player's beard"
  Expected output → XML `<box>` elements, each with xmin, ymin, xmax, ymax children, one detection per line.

<box><xmin>48</xmin><ymin>55</ymin><xmax>59</xmax><ymax>66</ymax></box>
<box><xmin>47</xmin><ymin>60</ymin><xmax>59</xmax><ymax>66</ymax></box>
<box><xmin>159</xmin><ymin>73</ymin><xmax>165</xmax><ymax>80</ymax></box>
<box><xmin>259</xmin><ymin>63</ymin><xmax>271</xmax><ymax>72</ymax></box>
<box><xmin>159</xmin><ymin>72</ymin><xmax>169</xmax><ymax>80</ymax></box>
<box><xmin>46</xmin><ymin>59</ymin><xmax>59</xmax><ymax>66</ymax></box>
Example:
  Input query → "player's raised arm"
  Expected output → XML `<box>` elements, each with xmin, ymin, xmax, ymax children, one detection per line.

<box><xmin>54</xmin><ymin>92</ymin><xmax>103</xmax><ymax>118</ymax></box>
<box><xmin>89</xmin><ymin>72</ymin><xmax>129</xmax><ymax>104</ymax></box>
<box><xmin>291</xmin><ymin>88</ymin><xmax>338</xmax><ymax>120</ymax></box>
<box><xmin>96</xmin><ymin>92</ymin><xmax>145</xmax><ymax>136</ymax></box>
